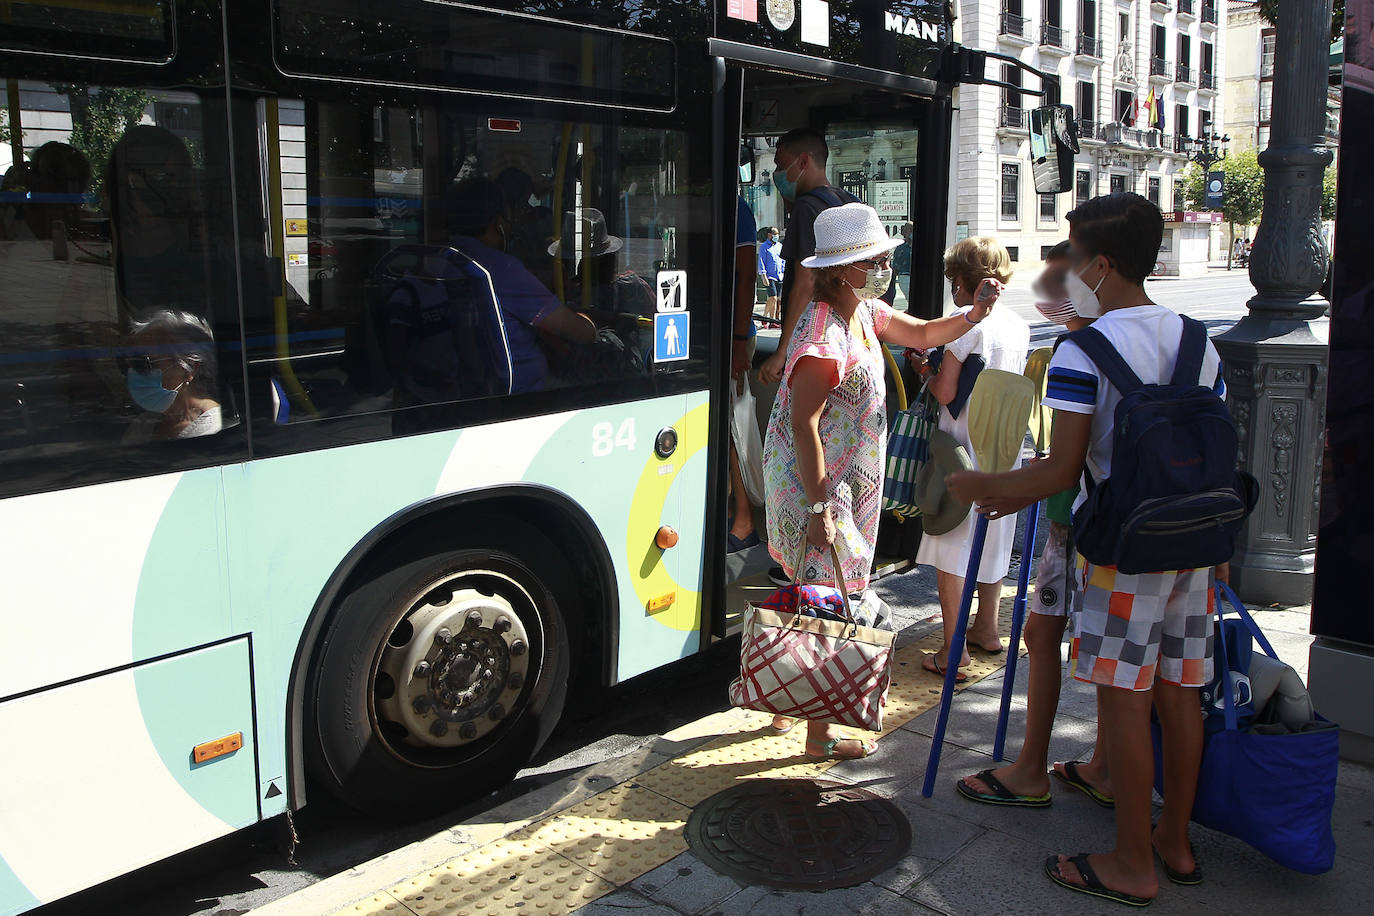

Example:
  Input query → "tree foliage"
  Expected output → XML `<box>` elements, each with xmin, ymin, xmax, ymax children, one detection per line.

<box><xmin>1258</xmin><ymin>0</ymin><xmax>1346</xmax><ymax>42</ymax></box>
<box><xmin>0</xmin><ymin>110</ymin><xmax>10</xmax><ymax>147</ymax></box>
<box><xmin>49</xmin><ymin>84</ymin><xmax>151</xmax><ymax>194</ymax></box>
<box><xmin>1181</xmin><ymin>148</ymin><xmax>1266</xmax><ymax>226</ymax></box>
<box><xmin>1323</xmin><ymin>160</ymin><xmax>1337</xmax><ymax>220</ymax></box>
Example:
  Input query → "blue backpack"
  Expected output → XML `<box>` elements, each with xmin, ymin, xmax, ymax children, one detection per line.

<box><xmin>1065</xmin><ymin>316</ymin><xmax>1258</xmax><ymax>574</ymax></box>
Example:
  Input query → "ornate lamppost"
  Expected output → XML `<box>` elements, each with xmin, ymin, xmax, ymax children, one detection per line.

<box><xmin>1183</xmin><ymin>131</ymin><xmax>1231</xmax><ymax>266</ymax></box>
<box><xmin>1212</xmin><ymin>0</ymin><xmax>1333</xmax><ymax>604</ymax></box>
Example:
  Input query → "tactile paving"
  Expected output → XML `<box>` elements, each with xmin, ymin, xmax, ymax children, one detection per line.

<box><xmin>338</xmin><ymin>892</ymin><xmax>417</xmax><ymax>915</ymax></box>
<box><xmin>386</xmin><ymin>837</ymin><xmax>614</xmax><ymax>915</ymax></box>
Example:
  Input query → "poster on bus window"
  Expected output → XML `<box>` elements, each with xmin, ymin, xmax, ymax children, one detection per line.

<box><xmin>873</xmin><ymin>181</ymin><xmax>908</xmax><ymax>220</ymax></box>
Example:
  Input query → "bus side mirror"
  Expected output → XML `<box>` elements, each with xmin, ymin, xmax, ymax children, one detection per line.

<box><xmin>1029</xmin><ymin>104</ymin><xmax>1079</xmax><ymax>194</ymax></box>
<box><xmin>739</xmin><ymin>143</ymin><xmax>754</xmax><ymax>185</ymax></box>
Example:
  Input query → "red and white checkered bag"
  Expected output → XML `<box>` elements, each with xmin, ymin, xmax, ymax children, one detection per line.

<box><xmin>728</xmin><ymin>545</ymin><xmax>894</xmax><ymax>732</ymax></box>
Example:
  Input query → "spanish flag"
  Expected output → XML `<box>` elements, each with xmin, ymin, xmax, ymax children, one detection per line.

<box><xmin>1143</xmin><ymin>88</ymin><xmax>1158</xmax><ymax>130</ymax></box>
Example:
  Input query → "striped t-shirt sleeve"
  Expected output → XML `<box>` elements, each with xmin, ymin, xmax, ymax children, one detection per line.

<box><xmin>1043</xmin><ymin>343</ymin><xmax>1099</xmax><ymax>415</ymax></box>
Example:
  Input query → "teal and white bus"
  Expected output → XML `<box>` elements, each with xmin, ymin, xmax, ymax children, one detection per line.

<box><xmin>0</xmin><ymin>1</ymin><xmax>976</xmax><ymax>911</ymax></box>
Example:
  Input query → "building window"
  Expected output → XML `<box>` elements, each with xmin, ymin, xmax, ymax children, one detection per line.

<box><xmin>1152</xmin><ymin>23</ymin><xmax>1167</xmax><ymax>61</ymax></box>
<box><xmin>1007</xmin><ymin>246</ymin><xmax>1020</xmax><ymax>262</ymax></box>
<box><xmin>1176</xmin><ymin>104</ymin><xmax>1190</xmax><ymax>138</ymax></box>
<box><xmin>1258</xmin><ymin>125</ymin><xmax>1271</xmax><ymax>149</ymax></box>
<box><xmin>1001</xmin><ymin>163</ymin><xmax>1020</xmax><ymax>221</ymax></box>
<box><xmin>1077</xmin><ymin>79</ymin><xmax>1096</xmax><ymax>133</ymax></box>
<box><xmin>1002</xmin><ymin>64</ymin><xmax>1024</xmax><ymax>127</ymax></box>
<box><xmin>1199</xmin><ymin>109</ymin><xmax>1212</xmax><ymax>139</ymax></box>
<box><xmin>1174</xmin><ymin>178</ymin><xmax>1185</xmax><ymax>210</ymax></box>
<box><xmin>1261</xmin><ymin>31</ymin><xmax>1276</xmax><ymax>79</ymax></box>
<box><xmin>1041</xmin><ymin>244</ymin><xmax>1055</xmax><ymax>260</ymax></box>
<box><xmin>1115</xmin><ymin>89</ymin><xmax>1134</xmax><ymax>123</ymax></box>
<box><xmin>1259</xmin><ymin>82</ymin><xmax>1273</xmax><ymax>123</ymax></box>
<box><xmin>839</xmin><ymin>169</ymin><xmax>866</xmax><ymax>202</ymax></box>
<box><xmin>1047</xmin><ymin>0</ymin><xmax>1062</xmax><ymax>27</ymax></box>
<box><xmin>1076</xmin><ymin>168</ymin><xmax>1092</xmax><ymax>207</ymax></box>
<box><xmin>1119</xmin><ymin>12</ymin><xmax>1129</xmax><ymax>41</ymax></box>
<box><xmin>1178</xmin><ymin>34</ymin><xmax>1191</xmax><ymax>70</ymax></box>
<box><xmin>1040</xmin><ymin>192</ymin><xmax>1057</xmax><ymax>220</ymax></box>
<box><xmin>1110</xmin><ymin>173</ymin><xmax>1127</xmax><ymax>195</ymax></box>
<box><xmin>1148</xmin><ymin>176</ymin><xmax>1161</xmax><ymax>206</ymax></box>
<box><xmin>1202</xmin><ymin>41</ymin><xmax>1214</xmax><ymax>76</ymax></box>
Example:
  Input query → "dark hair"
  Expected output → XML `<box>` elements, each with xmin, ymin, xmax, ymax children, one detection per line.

<box><xmin>776</xmin><ymin>128</ymin><xmax>828</xmax><ymax>165</ymax></box>
<box><xmin>1065</xmin><ymin>192</ymin><xmax>1163</xmax><ymax>283</ymax></box>
<box><xmin>1045</xmin><ymin>240</ymin><xmax>1071</xmax><ymax>261</ymax></box>
<box><xmin>756</xmin><ymin>226</ymin><xmax>774</xmax><ymax>242</ymax></box>
<box><xmin>447</xmin><ymin>177</ymin><xmax>504</xmax><ymax>236</ymax></box>
<box><xmin>813</xmin><ymin>263</ymin><xmax>853</xmax><ymax>304</ymax></box>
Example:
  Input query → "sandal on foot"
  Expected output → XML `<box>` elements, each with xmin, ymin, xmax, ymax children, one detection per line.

<box><xmin>1152</xmin><ymin>828</ymin><xmax>1203</xmax><ymax>886</ymax></box>
<box><xmin>1052</xmin><ymin>760</ymin><xmax>1115</xmax><ymax>808</ymax></box>
<box><xmin>768</xmin><ymin>716</ymin><xmax>798</xmax><ymax>735</ymax></box>
<box><xmin>969</xmin><ymin>639</ymin><xmax>1004</xmax><ymax>654</ymax></box>
<box><xmin>1044</xmin><ymin>854</ymin><xmax>1154</xmax><ymax>908</ymax></box>
<box><xmin>955</xmin><ymin>769</ymin><xmax>1051</xmax><ymax>808</ymax></box>
<box><xmin>804</xmin><ymin>737</ymin><xmax>877</xmax><ymax>760</ymax></box>
<box><xmin>922</xmin><ymin>653</ymin><xmax>968</xmax><ymax>683</ymax></box>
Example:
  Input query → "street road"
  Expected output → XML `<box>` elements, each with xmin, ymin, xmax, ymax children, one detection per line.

<box><xmin>32</xmin><ymin>268</ymin><xmax>1260</xmax><ymax>916</ymax></box>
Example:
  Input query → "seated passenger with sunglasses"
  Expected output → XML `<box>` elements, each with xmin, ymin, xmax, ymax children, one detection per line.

<box><xmin>121</xmin><ymin>309</ymin><xmax>222</xmax><ymax>442</ymax></box>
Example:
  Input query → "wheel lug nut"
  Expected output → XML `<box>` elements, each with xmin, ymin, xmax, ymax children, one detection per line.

<box><xmin>413</xmin><ymin>695</ymin><xmax>431</xmax><ymax>713</ymax></box>
<box><xmin>494</xmin><ymin>616</ymin><xmax>512</xmax><ymax>633</ymax></box>
<box><xmin>489</xmin><ymin>704</ymin><xmax>505</xmax><ymax>721</ymax></box>
<box><xmin>467</xmin><ymin>610</ymin><xmax>483</xmax><ymax>627</ymax></box>
<box><xmin>435</xmin><ymin>627</ymin><xmax>453</xmax><ymax>645</ymax></box>
<box><xmin>508</xmin><ymin>672</ymin><xmax>523</xmax><ymax>690</ymax></box>
<box><xmin>430</xmin><ymin>720</ymin><xmax>448</xmax><ymax>737</ymax></box>
<box><xmin>414</xmin><ymin>661</ymin><xmax>430</xmax><ymax>677</ymax></box>
<box><xmin>482</xmin><ymin>668</ymin><xmax>492</xmax><ymax>680</ymax></box>
<box><xmin>509</xmin><ymin>640</ymin><xmax>526</xmax><ymax>657</ymax></box>
<box><xmin>459</xmin><ymin>722</ymin><xmax>477</xmax><ymax>739</ymax></box>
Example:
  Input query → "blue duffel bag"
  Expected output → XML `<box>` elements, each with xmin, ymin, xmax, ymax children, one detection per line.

<box><xmin>1152</xmin><ymin>582</ymin><xmax>1338</xmax><ymax>874</ymax></box>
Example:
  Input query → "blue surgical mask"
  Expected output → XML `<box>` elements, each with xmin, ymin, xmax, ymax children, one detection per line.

<box><xmin>772</xmin><ymin>158</ymin><xmax>801</xmax><ymax>202</ymax></box>
<box><xmin>126</xmin><ymin>367</ymin><xmax>181</xmax><ymax>413</ymax></box>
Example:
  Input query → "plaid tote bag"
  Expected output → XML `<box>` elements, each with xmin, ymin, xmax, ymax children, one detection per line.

<box><xmin>882</xmin><ymin>380</ymin><xmax>935</xmax><ymax>516</ymax></box>
<box><xmin>729</xmin><ymin>545</ymin><xmax>895</xmax><ymax>732</ymax></box>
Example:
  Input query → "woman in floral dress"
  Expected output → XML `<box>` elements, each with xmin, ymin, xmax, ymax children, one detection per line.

<box><xmin>763</xmin><ymin>203</ymin><xmax>994</xmax><ymax>760</ymax></box>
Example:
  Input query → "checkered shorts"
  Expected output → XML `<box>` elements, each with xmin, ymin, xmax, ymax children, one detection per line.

<box><xmin>1069</xmin><ymin>559</ymin><xmax>1215</xmax><ymax>691</ymax></box>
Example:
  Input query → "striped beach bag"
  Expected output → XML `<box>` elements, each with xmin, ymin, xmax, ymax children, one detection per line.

<box><xmin>882</xmin><ymin>380</ymin><xmax>936</xmax><ymax>516</ymax></box>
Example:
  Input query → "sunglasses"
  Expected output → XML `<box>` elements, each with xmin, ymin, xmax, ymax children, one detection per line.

<box><xmin>856</xmin><ymin>256</ymin><xmax>892</xmax><ymax>270</ymax></box>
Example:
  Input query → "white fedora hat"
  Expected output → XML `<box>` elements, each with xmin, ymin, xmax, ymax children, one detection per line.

<box><xmin>802</xmin><ymin>202</ymin><xmax>903</xmax><ymax>269</ymax></box>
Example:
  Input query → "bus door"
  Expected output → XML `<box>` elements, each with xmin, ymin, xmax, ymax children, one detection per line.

<box><xmin>716</xmin><ymin>60</ymin><xmax>953</xmax><ymax>633</ymax></box>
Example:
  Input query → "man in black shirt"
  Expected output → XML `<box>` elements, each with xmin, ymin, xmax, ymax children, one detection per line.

<box><xmin>757</xmin><ymin>128</ymin><xmax>858</xmax><ymax>384</ymax></box>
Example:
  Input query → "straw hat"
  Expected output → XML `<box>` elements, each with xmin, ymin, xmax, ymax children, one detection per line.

<box><xmin>801</xmin><ymin>202</ymin><xmax>903</xmax><ymax>269</ymax></box>
<box><xmin>914</xmin><ymin>429</ymin><xmax>974</xmax><ymax>535</ymax></box>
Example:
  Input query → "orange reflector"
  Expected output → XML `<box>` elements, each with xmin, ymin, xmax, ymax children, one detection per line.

<box><xmin>192</xmin><ymin>732</ymin><xmax>243</xmax><ymax>764</ymax></box>
<box><xmin>655</xmin><ymin>525</ymin><xmax>679</xmax><ymax>549</ymax></box>
<box><xmin>488</xmin><ymin>118</ymin><xmax>521</xmax><ymax>132</ymax></box>
<box><xmin>647</xmin><ymin>592</ymin><xmax>676</xmax><ymax>613</ymax></box>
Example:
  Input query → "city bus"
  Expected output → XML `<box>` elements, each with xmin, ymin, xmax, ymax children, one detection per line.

<box><xmin>0</xmin><ymin>2</ymin><xmax>968</xmax><ymax>911</ymax></box>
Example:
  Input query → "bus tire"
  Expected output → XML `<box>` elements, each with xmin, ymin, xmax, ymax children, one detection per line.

<box><xmin>307</xmin><ymin>523</ymin><xmax>570</xmax><ymax>816</ymax></box>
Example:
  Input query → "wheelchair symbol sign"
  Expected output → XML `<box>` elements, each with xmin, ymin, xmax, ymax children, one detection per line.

<box><xmin>654</xmin><ymin>313</ymin><xmax>689</xmax><ymax>363</ymax></box>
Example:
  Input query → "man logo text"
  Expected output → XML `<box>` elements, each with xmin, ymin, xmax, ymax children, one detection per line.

<box><xmin>885</xmin><ymin>12</ymin><xmax>940</xmax><ymax>42</ymax></box>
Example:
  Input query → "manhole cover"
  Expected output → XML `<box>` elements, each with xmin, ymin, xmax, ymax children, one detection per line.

<box><xmin>684</xmin><ymin>778</ymin><xmax>911</xmax><ymax>890</ymax></box>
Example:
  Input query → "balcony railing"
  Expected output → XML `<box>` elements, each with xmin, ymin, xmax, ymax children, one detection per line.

<box><xmin>1200</xmin><ymin>71</ymin><xmax>1217</xmax><ymax>91</ymax></box>
<box><xmin>1041</xmin><ymin>22</ymin><xmax>1066</xmax><ymax>49</ymax></box>
<box><xmin>1000</xmin><ymin>11</ymin><xmax>1027</xmax><ymax>39</ymax></box>
<box><xmin>1077</xmin><ymin>34</ymin><xmax>1102</xmax><ymax>57</ymax></box>
<box><xmin>1151</xmin><ymin>56</ymin><xmax>1170</xmax><ymax>77</ymax></box>
<box><xmin>1000</xmin><ymin>104</ymin><xmax>1026</xmax><ymax>129</ymax></box>
<box><xmin>1076</xmin><ymin>118</ymin><xmax>1099</xmax><ymax>141</ymax></box>
<box><xmin>1202</xmin><ymin>2</ymin><xmax>1218</xmax><ymax>26</ymax></box>
<box><xmin>1176</xmin><ymin>64</ymin><xmax>1194</xmax><ymax>84</ymax></box>
<box><xmin>1178</xmin><ymin>0</ymin><xmax>1196</xmax><ymax>15</ymax></box>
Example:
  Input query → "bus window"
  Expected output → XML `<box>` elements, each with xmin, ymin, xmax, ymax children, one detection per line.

<box><xmin>246</xmin><ymin>100</ymin><xmax>701</xmax><ymax>444</ymax></box>
<box><xmin>0</xmin><ymin>79</ymin><xmax>243</xmax><ymax>498</ymax></box>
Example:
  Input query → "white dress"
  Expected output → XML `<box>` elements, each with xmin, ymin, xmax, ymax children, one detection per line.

<box><xmin>915</xmin><ymin>305</ymin><xmax>1030</xmax><ymax>584</ymax></box>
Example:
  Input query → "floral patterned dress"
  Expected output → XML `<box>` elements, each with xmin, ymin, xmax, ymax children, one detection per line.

<box><xmin>764</xmin><ymin>298</ymin><xmax>894</xmax><ymax>593</ymax></box>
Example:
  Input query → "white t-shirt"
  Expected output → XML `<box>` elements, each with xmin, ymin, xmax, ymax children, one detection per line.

<box><xmin>944</xmin><ymin>303</ymin><xmax>1031</xmax><ymax>374</ymax></box>
<box><xmin>1043</xmin><ymin>304</ymin><xmax>1225</xmax><ymax>487</ymax></box>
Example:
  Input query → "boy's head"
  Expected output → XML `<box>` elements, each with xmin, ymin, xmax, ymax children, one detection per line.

<box><xmin>1033</xmin><ymin>240</ymin><xmax>1079</xmax><ymax>325</ymax></box>
<box><xmin>1065</xmin><ymin>192</ymin><xmax>1162</xmax><ymax>286</ymax></box>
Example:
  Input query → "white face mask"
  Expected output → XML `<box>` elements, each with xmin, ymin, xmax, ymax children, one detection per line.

<box><xmin>1065</xmin><ymin>260</ymin><xmax>1106</xmax><ymax>319</ymax></box>
<box><xmin>1032</xmin><ymin>276</ymin><xmax>1078</xmax><ymax>324</ymax></box>
<box><xmin>849</xmin><ymin>265</ymin><xmax>892</xmax><ymax>300</ymax></box>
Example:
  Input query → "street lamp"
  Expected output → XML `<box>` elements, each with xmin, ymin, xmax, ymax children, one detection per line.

<box><xmin>1186</xmin><ymin>130</ymin><xmax>1230</xmax><ymax>170</ymax></box>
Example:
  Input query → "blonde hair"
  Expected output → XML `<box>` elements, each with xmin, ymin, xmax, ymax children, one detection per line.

<box><xmin>943</xmin><ymin>236</ymin><xmax>1014</xmax><ymax>290</ymax></box>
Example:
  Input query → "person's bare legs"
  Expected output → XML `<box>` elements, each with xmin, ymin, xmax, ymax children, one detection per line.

<box><xmin>1054</xmin><ymin>691</ymin><xmax>1113</xmax><ymax>797</ymax></box>
<box><xmin>728</xmin><ymin>442</ymin><xmax>754</xmax><ymax>541</ymax></box>
<box><xmin>1151</xmin><ymin>679</ymin><xmax>1203</xmax><ymax>874</ymax></box>
<box><xmin>765</xmin><ymin>295</ymin><xmax>779</xmax><ymax>321</ymax></box>
<box><xmin>1050</xmin><ymin>684</ymin><xmax>1159</xmax><ymax>902</ymax></box>
<box><xmin>804</xmin><ymin>718</ymin><xmax>874</xmax><ymax>759</ymax></box>
<box><xmin>967</xmin><ymin>580</ymin><xmax>1004</xmax><ymax>652</ymax></box>
<box><xmin>929</xmin><ymin>569</ymin><xmax>972</xmax><ymax>670</ymax></box>
<box><xmin>961</xmin><ymin>611</ymin><xmax>1066</xmax><ymax>798</ymax></box>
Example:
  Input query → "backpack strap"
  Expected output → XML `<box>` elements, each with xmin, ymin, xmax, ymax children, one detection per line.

<box><xmin>1170</xmin><ymin>315</ymin><xmax>1208</xmax><ymax>387</ymax></box>
<box><xmin>801</xmin><ymin>185</ymin><xmax>854</xmax><ymax>208</ymax></box>
<box><xmin>1062</xmin><ymin>326</ymin><xmax>1145</xmax><ymax>395</ymax></box>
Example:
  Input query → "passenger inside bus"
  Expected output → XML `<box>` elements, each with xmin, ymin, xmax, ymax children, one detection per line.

<box><xmin>551</xmin><ymin>208</ymin><xmax>656</xmax><ymax>319</ymax></box>
<box><xmin>119</xmin><ymin>308</ymin><xmax>223</xmax><ymax>442</ymax></box>
<box><xmin>446</xmin><ymin>178</ymin><xmax>595</xmax><ymax>393</ymax></box>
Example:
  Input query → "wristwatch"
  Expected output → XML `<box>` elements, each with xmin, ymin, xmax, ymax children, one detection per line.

<box><xmin>808</xmin><ymin>500</ymin><xmax>830</xmax><ymax>515</ymax></box>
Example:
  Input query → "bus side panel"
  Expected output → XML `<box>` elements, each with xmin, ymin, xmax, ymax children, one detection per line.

<box><xmin>224</xmin><ymin>392</ymin><xmax>707</xmax><ymax>816</ymax></box>
<box><xmin>0</xmin><ymin>639</ymin><xmax>257</xmax><ymax>914</ymax></box>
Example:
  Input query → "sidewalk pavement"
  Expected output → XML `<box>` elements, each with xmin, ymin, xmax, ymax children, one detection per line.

<box><xmin>256</xmin><ymin>584</ymin><xmax>1373</xmax><ymax>916</ymax></box>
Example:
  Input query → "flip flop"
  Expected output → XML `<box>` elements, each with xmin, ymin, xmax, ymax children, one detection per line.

<box><xmin>804</xmin><ymin>737</ymin><xmax>878</xmax><ymax>760</ymax></box>
<box><xmin>1044</xmin><ymin>854</ymin><xmax>1154</xmax><ymax>908</ymax></box>
<box><xmin>1052</xmin><ymin>760</ymin><xmax>1115</xmax><ymax>808</ymax></box>
<box><xmin>969</xmin><ymin>640</ymin><xmax>1005</xmax><ymax>655</ymax></box>
<box><xmin>922</xmin><ymin>653</ymin><xmax>968</xmax><ymax>683</ymax></box>
<box><xmin>955</xmin><ymin>769</ymin><xmax>1051</xmax><ymax>808</ymax></box>
<box><xmin>1152</xmin><ymin>827</ymin><xmax>1203</xmax><ymax>886</ymax></box>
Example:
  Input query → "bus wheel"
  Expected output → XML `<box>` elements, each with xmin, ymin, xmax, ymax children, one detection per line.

<box><xmin>308</xmin><ymin>528</ymin><xmax>570</xmax><ymax>815</ymax></box>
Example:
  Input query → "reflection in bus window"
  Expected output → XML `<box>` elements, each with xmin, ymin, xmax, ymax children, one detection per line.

<box><xmin>254</xmin><ymin>102</ymin><xmax>694</xmax><ymax>435</ymax></box>
<box><xmin>0</xmin><ymin>79</ymin><xmax>238</xmax><ymax>492</ymax></box>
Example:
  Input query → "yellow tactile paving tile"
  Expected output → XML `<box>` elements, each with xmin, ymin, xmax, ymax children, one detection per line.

<box><xmin>323</xmin><ymin>596</ymin><xmax>1023</xmax><ymax>916</ymax></box>
<box><xmin>386</xmin><ymin>837</ymin><xmax>615</xmax><ymax>915</ymax></box>
<box><xmin>509</xmin><ymin>782</ymin><xmax>693</xmax><ymax>885</ymax></box>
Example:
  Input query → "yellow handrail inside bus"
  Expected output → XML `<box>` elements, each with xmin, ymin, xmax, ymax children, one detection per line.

<box><xmin>551</xmin><ymin>122</ymin><xmax>574</xmax><ymax>301</ymax></box>
<box><xmin>264</xmin><ymin>98</ymin><xmax>317</xmax><ymax>416</ymax></box>
<box><xmin>883</xmin><ymin>344</ymin><xmax>907</xmax><ymax>412</ymax></box>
